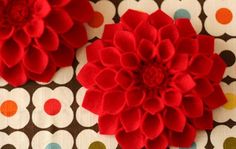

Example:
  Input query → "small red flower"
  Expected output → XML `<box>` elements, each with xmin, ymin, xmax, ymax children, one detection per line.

<box><xmin>0</xmin><ymin>0</ymin><xmax>93</xmax><ymax>86</ymax></box>
<box><xmin>77</xmin><ymin>9</ymin><xmax>227</xmax><ymax>148</ymax></box>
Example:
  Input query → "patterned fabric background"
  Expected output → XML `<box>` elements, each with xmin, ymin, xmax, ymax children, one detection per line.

<box><xmin>0</xmin><ymin>0</ymin><xmax>235</xmax><ymax>148</ymax></box>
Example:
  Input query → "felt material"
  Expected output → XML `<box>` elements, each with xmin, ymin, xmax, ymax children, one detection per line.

<box><xmin>0</xmin><ymin>0</ymin><xmax>93</xmax><ymax>86</ymax></box>
<box><xmin>78</xmin><ymin>9</ymin><xmax>227</xmax><ymax>149</ymax></box>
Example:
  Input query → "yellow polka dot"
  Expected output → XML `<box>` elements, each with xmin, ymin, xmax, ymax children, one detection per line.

<box><xmin>223</xmin><ymin>93</ymin><xmax>236</xmax><ymax>110</ymax></box>
<box><xmin>89</xmin><ymin>141</ymin><xmax>106</xmax><ymax>149</ymax></box>
<box><xmin>223</xmin><ymin>137</ymin><xmax>236</xmax><ymax>149</ymax></box>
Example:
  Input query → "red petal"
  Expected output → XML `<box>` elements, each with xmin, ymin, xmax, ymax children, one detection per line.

<box><xmin>121</xmin><ymin>52</ymin><xmax>139</xmax><ymax>70</ymax></box>
<box><xmin>169</xmin><ymin>123</ymin><xmax>196</xmax><ymax>148</ymax></box>
<box><xmin>13</xmin><ymin>29</ymin><xmax>31</xmax><ymax>47</ymax></box>
<box><xmin>62</xmin><ymin>23</ymin><xmax>87</xmax><ymax>48</ymax></box>
<box><xmin>116</xmin><ymin>129</ymin><xmax>145</xmax><ymax>149</ymax></box>
<box><xmin>157</xmin><ymin>39</ymin><xmax>175</xmax><ymax>62</ymax></box>
<box><xmin>141</xmin><ymin>113</ymin><xmax>164</xmax><ymax>139</ymax></box>
<box><xmin>65</xmin><ymin>0</ymin><xmax>93</xmax><ymax>22</ymax></box>
<box><xmin>36</xmin><ymin>27</ymin><xmax>59</xmax><ymax>51</ymax></box>
<box><xmin>175</xmin><ymin>19</ymin><xmax>196</xmax><ymax>37</ymax></box>
<box><xmin>203</xmin><ymin>85</ymin><xmax>227</xmax><ymax>109</ymax></box>
<box><xmin>158</xmin><ymin>24</ymin><xmax>179</xmax><ymax>43</ymax></box>
<box><xmin>162</xmin><ymin>88</ymin><xmax>182</xmax><ymax>107</ymax></box>
<box><xmin>163</xmin><ymin>107</ymin><xmax>186</xmax><ymax>132</ymax></box>
<box><xmin>50</xmin><ymin>42</ymin><xmax>74</xmax><ymax>67</ymax></box>
<box><xmin>99</xmin><ymin>114</ymin><xmax>120</xmax><ymax>134</ymax></box>
<box><xmin>197</xmin><ymin>35</ymin><xmax>214</xmax><ymax>54</ymax></box>
<box><xmin>146</xmin><ymin>134</ymin><xmax>168</xmax><ymax>149</ymax></box>
<box><xmin>102</xmin><ymin>90</ymin><xmax>126</xmax><ymax>115</ymax></box>
<box><xmin>23</xmin><ymin>46</ymin><xmax>48</xmax><ymax>74</ymax></box>
<box><xmin>95</xmin><ymin>68</ymin><xmax>117</xmax><ymax>90</ymax></box>
<box><xmin>120</xmin><ymin>108</ymin><xmax>141</xmax><ymax>132</ymax></box>
<box><xmin>0</xmin><ymin>63</ymin><xmax>27</xmax><ymax>87</ymax></box>
<box><xmin>168</xmin><ymin>54</ymin><xmax>189</xmax><ymax>73</ymax></box>
<box><xmin>27</xmin><ymin>60</ymin><xmax>56</xmax><ymax>82</ymax></box>
<box><xmin>34</xmin><ymin>0</ymin><xmax>51</xmax><ymax>18</ymax></box>
<box><xmin>191</xmin><ymin>109</ymin><xmax>213</xmax><ymax>130</ymax></box>
<box><xmin>114</xmin><ymin>31</ymin><xmax>136</xmax><ymax>52</ymax></box>
<box><xmin>208</xmin><ymin>54</ymin><xmax>226</xmax><ymax>83</ymax></box>
<box><xmin>194</xmin><ymin>78</ymin><xmax>214</xmax><ymax>97</ymax></box>
<box><xmin>189</xmin><ymin>54</ymin><xmax>213</xmax><ymax>76</ymax></box>
<box><xmin>115</xmin><ymin>69</ymin><xmax>133</xmax><ymax>89</ymax></box>
<box><xmin>99</xmin><ymin>47</ymin><xmax>121</xmax><ymax>66</ymax></box>
<box><xmin>86</xmin><ymin>40</ymin><xmax>104</xmax><ymax>62</ymax></box>
<box><xmin>46</xmin><ymin>9</ymin><xmax>73</xmax><ymax>33</ymax></box>
<box><xmin>134</xmin><ymin>21</ymin><xmax>157</xmax><ymax>42</ymax></box>
<box><xmin>121</xmin><ymin>9</ymin><xmax>148</xmax><ymax>30</ymax></box>
<box><xmin>82</xmin><ymin>89</ymin><xmax>103</xmax><ymax>115</ymax></box>
<box><xmin>48</xmin><ymin>0</ymin><xmax>70</xmax><ymax>7</ymax></box>
<box><xmin>24</xmin><ymin>19</ymin><xmax>44</xmax><ymax>37</ymax></box>
<box><xmin>173</xmin><ymin>73</ymin><xmax>196</xmax><ymax>93</ymax></box>
<box><xmin>125</xmin><ymin>87</ymin><xmax>145</xmax><ymax>107</ymax></box>
<box><xmin>0</xmin><ymin>24</ymin><xmax>14</xmax><ymax>40</ymax></box>
<box><xmin>102</xmin><ymin>24</ymin><xmax>123</xmax><ymax>42</ymax></box>
<box><xmin>176</xmin><ymin>38</ymin><xmax>198</xmax><ymax>54</ymax></box>
<box><xmin>143</xmin><ymin>97</ymin><xmax>164</xmax><ymax>115</ymax></box>
<box><xmin>182</xmin><ymin>94</ymin><xmax>204</xmax><ymax>118</ymax></box>
<box><xmin>138</xmin><ymin>39</ymin><xmax>155</xmax><ymax>61</ymax></box>
<box><xmin>149</xmin><ymin>10</ymin><xmax>173</xmax><ymax>30</ymax></box>
<box><xmin>0</xmin><ymin>39</ymin><xmax>23</xmax><ymax>67</ymax></box>
<box><xmin>77</xmin><ymin>63</ymin><xmax>99</xmax><ymax>88</ymax></box>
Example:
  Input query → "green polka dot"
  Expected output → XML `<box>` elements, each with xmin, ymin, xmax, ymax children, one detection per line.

<box><xmin>45</xmin><ymin>143</ymin><xmax>61</xmax><ymax>149</ymax></box>
<box><xmin>89</xmin><ymin>141</ymin><xmax>106</xmax><ymax>149</ymax></box>
<box><xmin>180</xmin><ymin>142</ymin><xmax>196</xmax><ymax>149</ymax></box>
<box><xmin>174</xmin><ymin>9</ymin><xmax>191</xmax><ymax>19</ymax></box>
<box><xmin>223</xmin><ymin>137</ymin><xmax>236</xmax><ymax>149</ymax></box>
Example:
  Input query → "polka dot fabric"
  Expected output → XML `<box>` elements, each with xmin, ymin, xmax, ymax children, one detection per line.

<box><xmin>0</xmin><ymin>0</ymin><xmax>235</xmax><ymax>149</ymax></box>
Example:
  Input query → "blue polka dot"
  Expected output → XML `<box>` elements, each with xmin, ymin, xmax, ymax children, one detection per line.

<box><xmin>45</xmin><ymin>143</ymin><xmax>61</xmax><ymax>149</ymax></box>
<box><xmin>174</xmin><ymin>9</ymin><xmax>191</xmax><ymax>19</ymax></box>
<box><xmin>180</xmin><ymin>142</ymin><xmax>196</xmax><ymax>149</ymax></box>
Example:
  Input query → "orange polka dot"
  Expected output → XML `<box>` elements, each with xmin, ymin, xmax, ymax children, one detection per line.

<box><xmin>0</xmin><ymin>100</ymin><xmax>18</xmax><ymax>117</ymax></box>
<box><xmin>88</xmin><ymin>11</ymin><xmax>104</xmax><ymax>28</ymax></box>
<box><xmin>216</xmin><ymin>8</ymin><xmax>233</xmax><ymax>24</ymax></box>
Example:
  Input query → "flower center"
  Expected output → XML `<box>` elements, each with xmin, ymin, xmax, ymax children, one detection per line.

<box><xmin>142</xmin><ymin>65</ymin><xmax>165</xmax><ymax>88</ymax></box>
<box><xmin>6</xmin><ymin>1</ymin><xmax>31</xmax><ymax>26</ymax></box>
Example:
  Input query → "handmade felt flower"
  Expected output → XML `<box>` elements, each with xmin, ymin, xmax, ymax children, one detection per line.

<box><xmin>77</xmin><ymin>9</ymin><xmax>227</xmax><ymax>148</ymax></box>
<box><xmin>0</xmin><ymin>0</ymin><xmax>93</xmax><ymax>86</ymax></box>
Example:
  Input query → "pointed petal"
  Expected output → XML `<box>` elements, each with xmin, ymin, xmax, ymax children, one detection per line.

<box><xmin>191</xmin><ymin>109</ymin><xmax>213</xmax><ymax>130</ymax></box>
<box><xmin>77</xmin><ymin>63</ymin><xmax>100</xmax><ymax>88</ymax></box>
<box><xmin>99</xmin><ymin>47</ymin><xmax>121</xmax><ymax>66</ymax></box>
<box><xmin>143</xmin><ymin>97</ymin><xmax>164</xmax><ymax>115</ymax></box>
<box><xmin>0</xmin><ymin>63</ymin><xmax>27</xmax><ymax>87</ymax></box>
<box><xmin>0</xmin><ymin>24</ymin><xmax>14</xmax><ymax>40</ymax></box>
<box><xmin>62</xmin><ymin>23</ymin><xmax>87</xmax><ymax>48</ymax></box>
<box><xmin>114</xmin><ymin>31</ymin><xmax>136</xmax><ymax>52</ymax></box>
<box><xmin>102</xmin><ymin>90</ymin><xmax>126</xmax><ymax>115</ymax></box>
<box><xmin>95</xmin><ymin>68</ymin><xmax>117</xmax><ymax>90</ymax></box>
<box><xmin>138</xmin><ymin>39</ymin><xmax>155</xmax><ymax>61</ymax></box>
<box><xmin>125</xmin><ymin>87</ymin><xmax>145</xmax><ymax>107</ymax></box>
<box><xmin>169</xmin><ymin>123</ymin><xmax>196</xmax><ymax>148</ymax></box>
<box><xmin>36</xmin><ymin>27</ymin><xmax>59</xmax><ymax>51</ymax></box>
<box><xmin>50</xmin><ymin>42</ymin><xmax>74</xmax><ymax>67</ymax></box>
<box><xmin>194</xmin><ymin>78</ymin><xmax>214</xmax><ymax>97</ymax></box>
<box><xmin>116</xmin><ymin>129</ymin><xmax>145</xmax><ymax>149</ymax></box>
<box><xmin>149</xmin><ymin>10</ymin><xmax>173</xmax><ymax>30</ymax></box>
<box><xmin>173</xmin><ymin>73</ymin><xmax>196</xmax><ymax>93</ymax></box>
<box><xmin>203</xmin><ymin>85</ymin><xmax>227</xmax><ymax>109</ymax></box>
<box><xmin>115</xmin><ymin>69</ymin><xmax>133</xmax><ymax>89</ymax></box>
<box><xmin>99</xmin><ymin>114</ymin><xmax>120</xmax><ymax>134</ymax></box>
<box><xmin>86</xmin><ymin>40</ymin><xmax>104</xmax><ymax>62</ymax></box>
<box><xmin>168</xmin><ymin>54</ymin><xmax>189</xmax><ymax>73</ymax></box>
<box><xmin>46</xmin><ymin>9</ymin><xmax>73</xmax><ymax>33</ymax></box>
<box><xmin>163</xmin><ymin>107</ymin><xmax>186</xmax><ymax>132</ymax></box>
<box><xmin>134</xmin><ymin>21</ymin><xmax>157</xmax><ymax>42</ymax></box>
<box><xmin>13</xmin><ymin>29</ymin><xmax>31</xmax><ymax>47</ymax></box>
<box><xmin>162</xmin><ymin>88</ymin><xmax>182</xmax><ymax>107</ymax></box>
<box><xmin>24</xmin><ymin>19</ymin><xmax>44</xmax><ymax>37</ymax></box>
<box><xmin>157</xmin><ymin>39</ymin><xmax>175</xmax><ymax>62</ymax></box>
<box><xmin>34</xmin><ymin>0</ymin><xmax>51</xmax><ymax>18</ymax></box>
<box><xmin>82</xmin><ymin>89</ymin><xmax>103</xmax><ymax>115</ymax></box>
<box><xmin>176</xmin><ymin>38</ymin><xmax>198</xmax><ymax>54</ymax></box>
<box><xmin>121</xmin><ymin>52</ymin><xmax>139</xmax><ymax>70</ymax></box>
<box><xmin>120</xmin><ymin>108</ymin><xmax>141</xmax><ymax>132</ymax></box>
<box><xmin>175</xmin><ymin>19</ymin><xmax>196</xmax><ymax>37</ymax></box>
<box><xmin>141</xmin><ymin>113</ymin><xmax>164</xmax><ymax>139</ymax></box>
<box><xmin>158</xmin><ymin>24</ymin><xmax>179</xmax><ymax>43</ymax></box>
<box><xmin>146</xmin><ymin>134</ymin><xmax>168</xmax><ymax>149</ymax></box>
<box><xmin>23</xmin><ymin>46</ymin><xmax>48</xmax><ymax>74</ymax></box>
<box><xmin>121</xmin><ymin>9</ymin><xmax>148</xmax><ymax>30</ymax></box>
<box><xmin>102</xmin><ymin>24</ymin><xmax>123</xmax><ymax>42</ymax></box>
<box><xmin>0</xmin><ymin>38</ymin><xmax>24</xmax><ymax>67</ymax></box>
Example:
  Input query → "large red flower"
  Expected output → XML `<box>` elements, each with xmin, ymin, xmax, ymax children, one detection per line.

<box><xmin>0</xmin><ymin>0</ymin><xmax>93</xmax><ymax>86</ymax></box>
<box><xmin>77</xmin><ymin>9</ymin><xmax>227</xmax><ymax>149</ymax></box>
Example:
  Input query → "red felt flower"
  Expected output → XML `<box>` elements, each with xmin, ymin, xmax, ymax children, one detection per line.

<box><xmin>0</xmin><ymin>0</ymin><xmax>93</xmax><ymax>86</ymax></box>
<box><xmin>77</xmin><ymin>9</ymin><xmax>227</xmax><ymax>149</ymax></box>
